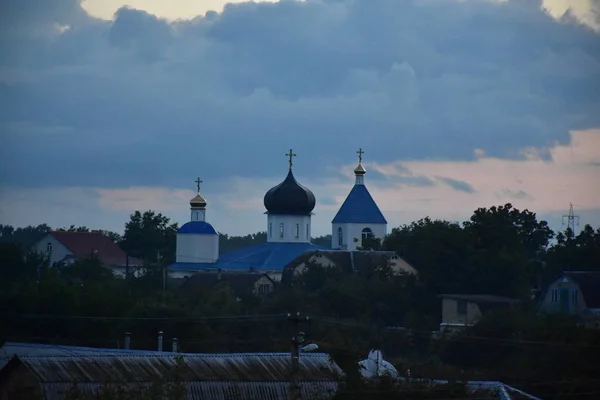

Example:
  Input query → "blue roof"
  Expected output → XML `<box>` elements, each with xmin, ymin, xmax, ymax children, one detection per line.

<box><xmin>332</xmin><ymin>184</ymin><xmax>387</xmax><ymax>224</ymax></box>
<box><xmin>168</xmin><ymin>242</ymin><xmax>326</xmax><ymax>272</ymax></box>
<box><xmin>178</xmin><ymin>221</ymin><xmax>217</xmax><ymax>235</ymax></box>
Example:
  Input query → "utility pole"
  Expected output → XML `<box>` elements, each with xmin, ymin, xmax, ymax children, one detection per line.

<box><xmin>562</xmin><ymin>203</ymin><xmax>580</xmax><ymax>239</ymax></box>
<box><xmin>287</xmin><ymin>312</ymin><xmax>309</xmax><ymax>400</ymax></box>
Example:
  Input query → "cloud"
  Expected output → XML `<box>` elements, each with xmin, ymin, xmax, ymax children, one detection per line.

<box><xmin>1</xmin><ymin>0</ymin><xmax>600</xmax><ymax>191</ymax></box>
<box><xmin>436</xmin><ymin>177</ymin><xmax>476</xmax><ymax>193</ymax></box>
<box><xmin>2</xmin><ymin>129</ymin><xmax>598</xmax><ymax>237</ymax></box>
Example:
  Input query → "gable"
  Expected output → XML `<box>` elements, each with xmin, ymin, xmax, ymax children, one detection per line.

<box><xmin>332</xmin><ymin>184</ymin><xmax>387</xmax><ymax>224</ymax></box>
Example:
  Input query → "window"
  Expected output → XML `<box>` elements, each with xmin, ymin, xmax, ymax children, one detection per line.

<box><xmin>279</xmin><ymin>223</ymin><xmax>284</xmax><ymax>239</ymax></box>
<box><xmin>46</xmin><ymin>242</ymin><xmax>53</xmax><ymax>254</ymax></box>
<box><xmin>551</xmin><ymin>289</ymin><xmax>558</xmax><ymax>303</ymax></box>
<box><xmin>295</xmin><ymin>223</ymin><xmax>299</xmax><ymax>239</ymax></box>
<box><xmin>456</xmin><ymin>300</ymin><xmax>467</xmax><ymax>315</ymax></box>
<box><xmin>362</xmin><ymin>227</ymin><xmax>373</xmax><ymax>240</ymax></box>
<box><xmin>338</xmin><ymin>227</ymin><xmax>343</xmax><ymax>247</ymax></box>
<box><xmin>306</xmin><ymin>224</ymin><xmax>309</xmax><ymax>239</ymax></box>
<box><xmin>258</xmin><ymin>284</ymin><xmax>271</xmax><ymax>295</ymax></box>
<box><xmin>269</xmin><ymin>223</ymin><xmax>272</xmax><ymax>238</ymax></box>
<box><xmin>572</xmin><ymin>290</ymin><xmax>578</xmax><ymax>305</ymax></box>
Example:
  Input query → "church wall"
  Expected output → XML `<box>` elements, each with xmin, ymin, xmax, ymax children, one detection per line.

<box><xmin>266</xmin><ymin>214</ymin><xmax>312</xmax><ymax>243</ymax></box>
<box><xmin>176</xmin><ymin>234</ymin><xmax>219</xmax><ymax>263</ymax></box>
<box><xmin>332</xmin><ymin>223</ymin><xmax>387</xmax><ymax>251</ymax></box>
<box><xmin>31</xmin><ymin>235</ymin><xmax>73</xmax><ymax>265</ymax></box>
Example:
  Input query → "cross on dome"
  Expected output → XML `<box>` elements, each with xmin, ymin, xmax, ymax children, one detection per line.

<box><xmin>357</xmin><ymin>148</ymin><xmax>364</xmax><ymax>163</ymax></box>
<box><xmin>195</xmin><ymin>177</ymin><xmax>203</xmax><ymax>193</ymax></box>
<box><xmin>286</xmin><ymin>149</ymin><xmax>297</xmax><ymax>170</ymax></box>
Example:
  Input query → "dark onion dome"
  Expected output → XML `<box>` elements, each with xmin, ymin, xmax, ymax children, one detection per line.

<box><xmin>190</xmin><ymin>194</ymin><xmax>207</xmax><ymax>208</ymax></box>
<box><xmin>178</xmin><ymin>221</ymin><xmax>217</xmax><ymax>234</ymax></box>
<box><xmin>264</xmin><ymin>170</ymin><xmax>316</xmax><ymax>215</ymax></box>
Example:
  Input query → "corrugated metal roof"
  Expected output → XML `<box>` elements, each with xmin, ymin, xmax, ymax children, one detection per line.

<box><xmin>15</xmin><ymin>352</ymin><xmax>341</xmax><ymax>383</ymax></box>
<box><xmin>0</xmin><ymin>342</ymin><xmax>161</xmax><ymax>369</ymax></box>
<box><xmin>39</xmin><ymin>381</ymin><xmax>338</xmax><ymax>400</ymax></box>
<box><xmin>5</xmin><ymin>352</ymin><xmax>341</xmax><ymax>400</ymax></box>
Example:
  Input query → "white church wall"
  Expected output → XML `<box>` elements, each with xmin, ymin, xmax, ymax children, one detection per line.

<box><xmin>332</xmin><ymin>223</ymin><xmax>387</xmax><ymax>251</ymax></box>
<box><xmin>176</xmin><ymin>234</ymin><xmax>219</xmax><ymax>263</ymax></box>
<box><xmin>266</xmin><ymin>214</ymin><xmax>312</xmax><ymax>243</ymax></box>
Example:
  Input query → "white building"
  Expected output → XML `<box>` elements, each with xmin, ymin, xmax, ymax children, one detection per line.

<box><xmin>331</xmin><ymin>149</ymin><xmax>388</xmax><ymax>251</ymax></box>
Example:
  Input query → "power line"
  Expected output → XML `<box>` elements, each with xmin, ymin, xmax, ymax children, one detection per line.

<box><xmin>5</xmin><ymin>312</ymin><xmax>600</xmax><ymax>349</ymax></box>
<box><xmin>562</xmin><ymin>203</ymin><xmax>580</xmax><ymax>238</ymax></box>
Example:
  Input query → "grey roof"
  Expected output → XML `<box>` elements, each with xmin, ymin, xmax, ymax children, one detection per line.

<box><xmin>281</xmin><ymin>250</ymin><xmax>405</xmax><ymax>284</ymax></box>
<box><xmin>0</xmin><ymin>341</ymin><xmax>162</xmax><ymax>370</ymax></box>
<box><xmin>180</xmin><ymin>271</ymin><xmax>274</xmax><ymax>297</ymax></box>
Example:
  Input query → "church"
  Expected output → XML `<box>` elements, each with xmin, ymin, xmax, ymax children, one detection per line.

<box><xmin>168</xmin><ymin>149</ymin><xmax>393</xmax><ymax>280</ymax></box>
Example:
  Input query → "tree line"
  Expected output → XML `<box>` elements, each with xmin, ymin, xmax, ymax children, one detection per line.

<box><xmin>1</xmin><ymin>203</ymin><xmax>599</xmax><ymax>399</ymax></box>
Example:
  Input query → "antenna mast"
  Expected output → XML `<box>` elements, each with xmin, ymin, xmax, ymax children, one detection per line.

<box><xmin>561</xmin><ymin>203</ymin><xmax>580</xmax><ymax>239</ymax></box>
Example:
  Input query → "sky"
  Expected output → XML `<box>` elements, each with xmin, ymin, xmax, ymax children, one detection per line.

<box><xmin>1</xmin><ymin>0</ymin><xmax>599</xmax><ymax>238</ymax></box>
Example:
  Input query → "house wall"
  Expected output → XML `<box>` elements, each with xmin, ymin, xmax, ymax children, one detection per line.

<box><xmin>31</xmin><ymin>235</ymin><xmax>73</xmax><ymax>265</ymax></box>
<box><xmin>0</xmin><ymin>361</ymin><xmax>43</xmax><ymax>400</ymax></box>
<box><xmin>331</xmin><ymin>223</ymin><xmax>387</xmax><ymax>251</ymax></box>
<box><xmin>441</xmin><ymin>298</ymin><xmax>482</xmax><ymax>327</ymax></box>
<box><xmin>388</xmin><ymin>256</ymin><xmax>417</xmax><ymax>275</ymax></box>
<box><xmin>176</xmin><ymin>234</ymin><xmax>219</xmax><ymax>263</ymax></box>
<box><xmin>541</xmin><ymin>279</ymin><xmax>586</xmax><ymax>315</ymax></box>
<box><xmin>266</xmin><ymin>214</ymin><xmax>312</xmax><ymax>243</ymax></box>
<box><xmin>293</xmin><ymin>255</ymin><xmax>337</xmax><ymax>276</ymax></box>
<box><xmin>253</xmin><ymin>275</ymin><xmax>275</xmax><ymax>295</ymax></box>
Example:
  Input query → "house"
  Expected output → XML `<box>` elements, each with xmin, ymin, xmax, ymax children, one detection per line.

<box><xmin>281</xmin><ymin>249</ymin><xmax>417</xmax><ymax>285</ymax></box>
<box><xmin>0</xmin><ymin>346</ymin><xmax>341</xmax><ymax>400</ymax></box>
<box><xmin>539</xmin><ymin>271</ymin><xmax>600</xmax><ymax>328</ymax></box>
<box><xmin>179</xmin><ymin>271</ymin><xmax>277</xmax><ymax>298</ymax></box>
<box><xmin>438</xmin><ymin>294</ymin><xmax>519</xmax><ymax>331</ymax></box>
<box><xmin>30</xmin><ymin>231</ymin><xmax>142</xmax><ymax>277</ymax></box>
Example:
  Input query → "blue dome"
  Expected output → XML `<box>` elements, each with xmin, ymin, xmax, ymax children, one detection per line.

<box><xmin>178</xmin><ymin>221</ymin><xmax>217</xmax><ymax>235</ymax></box>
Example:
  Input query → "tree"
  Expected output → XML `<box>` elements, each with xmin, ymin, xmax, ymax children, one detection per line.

<box><xmin>463</xmin><ymin>203</ymin><xmax>554</xmax><ymax>297</ymax></box>
<box><xmin>545</xmin><ymin>224</ymin><xmax>600</xmax><ymax>279</ymax></box>
<box><xmin>121</xmin><ymin>211</ymin><xmax>178</xmax><ymax>265</ymax></box>
<box><xmin>0</xmin><ymin>223</ymin><xmax>51</xmax><ymax>248</ymax></box>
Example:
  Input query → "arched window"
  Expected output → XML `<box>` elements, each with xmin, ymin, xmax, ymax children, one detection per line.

<box><xmin>306</xmin><ymin>224</ymin><xmax>309</xmax><ymax>239</ymax></box>
<box><xmin>295</xmin><ymin>223</ymin><xmax>300</xmax><ymax>239</ymax></box>
<box><xmin>279</xmin><ymin>223</ymin><xmax>284</xmax><ymax>239</ymax></box>
<box><xmin>269</xmin><ymin>223</ymin><xmax>272</xmax><ymax>238</ymax></box>
<box><xmin>362</xmin><ymin>228</ymin><xmax>373</xmax><ymax>241</ymax></box>
<box><xmin>338</xmin><ymin>227</ymin><xmax>343</xmax><ymax>247</ymax></box>
<box><xmin>46</xmin><ymin>242</ymin><xmax>53</xmax><ymax>254</ymax></box>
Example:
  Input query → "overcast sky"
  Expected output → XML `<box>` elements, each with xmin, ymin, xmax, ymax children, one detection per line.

<box><xmin>1</xmin><ymin>0</ymin><xmax>599</xmax><ymax>237</ymax></box>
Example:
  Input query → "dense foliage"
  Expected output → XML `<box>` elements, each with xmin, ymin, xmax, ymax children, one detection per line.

<box><xmin>1</xmin><ymin>203</ymin><xmax>599</xmax><ymax>399</ymax></box>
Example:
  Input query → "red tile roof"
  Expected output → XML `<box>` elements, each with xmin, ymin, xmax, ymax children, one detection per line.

<box><xmin>49</xmin><ymin>231</ymin><xmax>142</xmax><ymax>267</ymax></box>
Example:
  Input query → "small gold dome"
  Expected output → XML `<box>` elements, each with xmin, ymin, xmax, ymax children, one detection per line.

<box><xmin>354</xmin><ymin>163</ymin><xmax>366</xmax><ymax>176</ymax></box>
<box><xmin>190</xmin><ymin>194</ymin><xmax>207</xmax><ymax>208</ymax></box>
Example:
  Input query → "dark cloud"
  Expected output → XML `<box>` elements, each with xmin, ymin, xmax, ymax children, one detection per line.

<box><xmin>500</xmin><ymin>189</ymin><xmax>534</xmax><ymax>200</ymax></box>
<box><xmin>436</xmin><ymin>177</ymin><xmax>476</xmax><ymax>194</ymax></box>
<box><xmin>1</xmin><ymin>0</ymin><xmax>600</xmax><ymax>189</ymax></box>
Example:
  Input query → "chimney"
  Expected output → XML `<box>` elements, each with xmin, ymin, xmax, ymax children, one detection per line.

<box><xmin>172</xmin><ymin>338</ymin><xmax>178</xmax><ymax>353</ymax></box>
<box><xmin>124</xmin><ymin>332</ymin><xmax>131</xmax><ymax>350</ymax></box>
<box><xmin>157</xmin><ymin>331</ymin><xmax>163</xmax><ymax>352</ymax></box>
<box><xmin>217</xmin><ymin>267</ymin><xmax>222</xmax><ymax>281</ymax></box>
